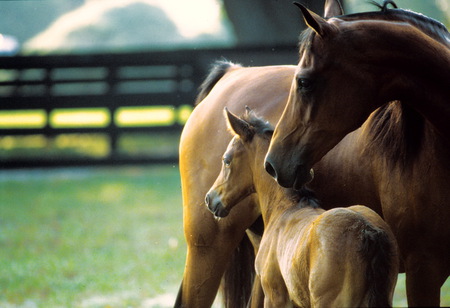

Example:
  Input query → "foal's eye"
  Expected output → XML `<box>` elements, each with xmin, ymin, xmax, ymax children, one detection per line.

<box><xmin>297</xmin><ymin>78</ymin><xmax>313</xmax><ymax>92</ymax></box>
<box><xmin>223</xmin><ymin>156</ymin><xmax>231</xmax><ymax>167</ymax></box>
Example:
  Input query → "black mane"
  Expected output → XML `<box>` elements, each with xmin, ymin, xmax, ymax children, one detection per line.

<box><xmin>339</xmin><ymin>4</ymin><xmax>449</xmax><ymax>44</ymax></box>
<box><xmin>240</xmin><ymin>108</ymin><xmax>274</xmax><ymax>139</ymax></box>
<box><xmin>195</xmin><ymin>60</ymin><xmax>239</xmax><ymax>105</ymax></box>
<box><xmin>365</xmin><ymin>101</ymin><xmax>425</xmax><ymax>168</ymax></box>
<box><xmin>298</xmin><ymin>0</ymin><xmax>449</xmax><ymax>55</ymax></box>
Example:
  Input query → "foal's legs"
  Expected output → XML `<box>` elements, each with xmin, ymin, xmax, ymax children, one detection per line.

<box><xmin>246</xmin><ymin>229</ymin><xmax>264</xmax><ymax>308</ymax></box>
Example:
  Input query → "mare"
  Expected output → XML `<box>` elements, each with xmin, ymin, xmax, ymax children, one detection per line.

<box><xmin>175</xmin><ymin>1</ymin><xmax>448</xmax><ymax>306</ymax></box>
<box><xmin>205</xmin><ymin>108</ymin><xmax>399</xmax><ymax>307</ymax></box>
<box><xmin>265</xmin><ymin>2</ymin><xmax>450</xmax><ymax>306</ymax></box>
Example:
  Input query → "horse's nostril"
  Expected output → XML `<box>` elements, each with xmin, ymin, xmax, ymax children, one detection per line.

<box><xmin>264</xmin><ymin>160</ymin><xmax>277</xmax><ymax>179</ymax></box>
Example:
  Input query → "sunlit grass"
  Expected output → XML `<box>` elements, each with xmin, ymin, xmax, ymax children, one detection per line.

<box><xmin>0</xmin><ymin>134</ymin><xmax>111</xmax><ymax>159</ymax></box>
<box><xmin>0</xmin><ymin>110</ymin><xmax>46</xmax><ymax>129</ymax></box>
<box><xmin>115</xmin><ymin>106</ymin><xmax>176</xmax><ymax>127</ymax></box>
<box><xmin>0</xmin><ymin>135</ymin><xmax>48</xmax><ymax>151</ymax></box>
<box><xmin>50</xmin><ymin>108</ymin><xmax>111</xmax><ymax>128</ymax></box>
<box><xmin>178</xmin><ymin>104</ymin><xmax>193</xmax><ymax>124</ymax></box>
<box><xmin>0</xmin><ymin>106</ymin><xmax>192</xmax><ymax>130</ymax></box>
<box><xmin>0</xmin><ymin>106</ymin><xmax>193</xmax><ymax>158</ymax></box>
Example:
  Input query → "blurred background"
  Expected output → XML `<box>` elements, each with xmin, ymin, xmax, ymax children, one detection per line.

<box><xmin>0</xmin><ymin>0</ymin><xmax>448</xmax><ymax>307</ymax></box>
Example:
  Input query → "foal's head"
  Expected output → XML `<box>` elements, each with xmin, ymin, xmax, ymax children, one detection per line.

<box><xmin>205</xmin><ymin>107</ymin><xmax>273</xmax><ymax>218</ymax></box>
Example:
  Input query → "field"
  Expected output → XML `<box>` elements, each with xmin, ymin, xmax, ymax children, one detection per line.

<box><xmin>0</xmin><ymin>165</ymin><xmax>449</xmax><ymax>307</ymax></box>
<box><xmin>0</xmin><ymin>165</ymin><xmax>185</xmax><ymax>307</ymax></box>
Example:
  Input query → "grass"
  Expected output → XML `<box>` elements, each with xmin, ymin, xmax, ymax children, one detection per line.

<box><xmin>0</xmin><ymin>132</ymin><xmax>180</xmax><ymax>161</ymax></box>
<box><xmin>0</xmin><ymin>165</ymin><xmax>185</xmax><ymax>307</ymax></box>
<box><xmin>0</xmin><ymin>165</ymin><xmax>448</xmax><ymax>307</ymax></box>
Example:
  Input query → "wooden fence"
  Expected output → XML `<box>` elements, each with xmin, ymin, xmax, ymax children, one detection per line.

<box><xmin>0</xmin><ymin>46</ymin><xmax>298</xmax><ymax>168</ymax></box>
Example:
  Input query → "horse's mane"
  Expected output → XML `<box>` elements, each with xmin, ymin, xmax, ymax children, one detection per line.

<box><xmin>365</xmin><ymin>101</ymin><xmax>425</xmax><ymax>167</ymax></box>
<box><xmin>299</xmin><ymin>0</ymin><xmax>449</xmax><ymax>55</ymax></box>
<box><xmin>240</xmin><ymin>107</ymin><xmax>274</xmax><ymax>140</ymax></box>
<box><xmin>298</xmin><ymin>0</ymin><xmax>444</xmax><ymax>168</ymax></box>
<box><xmin>194</xmin><ymin>60</ymin><xmax>240</xmax><ymax>106</ymax></box>
<box><xmin>341</xmin><ymin>1</ymin><xmax>449</xmax><ymax>45</ymax></box>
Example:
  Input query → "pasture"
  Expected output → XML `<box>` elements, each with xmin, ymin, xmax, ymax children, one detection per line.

<box><xmin>0</xmin><ymin>165</ymin><xmax>185</xmax><ymax>307</ymax></box>
<box><xmin>0</xmin><ymin>165</ymin><xmax>448</xmax><ymax>307</ymax></box>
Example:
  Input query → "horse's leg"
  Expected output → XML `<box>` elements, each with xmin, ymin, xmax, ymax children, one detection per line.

<box><xmin>404</xmin><ymin>252</ymin><xmax>449</xmax><ymax>306</ymax></box>
<box><xmin>180</xmin><ymin>198</ymin><xmax>258</xmax><ymax>307</ymax></box>
<box><xmin>181</xmin><ymin>229</ymin><xmax>243</xmax><ymax>307</ymax></box>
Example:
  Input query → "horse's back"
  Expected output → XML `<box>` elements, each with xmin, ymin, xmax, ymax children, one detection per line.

<box><xmin>180</xmin><ymin>64</ymin><xmax>295</xmax><ymax>209</ymax></box>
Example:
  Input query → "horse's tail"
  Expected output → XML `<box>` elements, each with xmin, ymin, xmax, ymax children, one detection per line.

<box><xmin>195</xmin><ymin>60</ymin><xmax>241</xmax><ymax>105</ymax></box>
<box><xmin>360</xmin><ymin>223</ymin><xmax>397</xmax><ymax>307</ymax></box>
<box><xmin>221</xmin><ymin>231</ymin><xmax>256</xmax><ymax>308</ymax></box>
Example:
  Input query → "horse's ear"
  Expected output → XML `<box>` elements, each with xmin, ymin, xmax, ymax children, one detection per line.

<box><xmin>245</xmin><ymin>105</ymin><xmax>252</xmax><ymax>117</ymax></box>
<box><xmin>323</xmin><ymin>0</ymin><xmax>343</xmax><ymax>18</ymax></box>
<box><xmin>224</xmin><ymin>107</ymin><xmax>253</xmax><ymax>141</ymax></box>
<box><xmin>294</xmin><ymin>2</ymin><xmax>333</xmax><ymax>37</ymax></box>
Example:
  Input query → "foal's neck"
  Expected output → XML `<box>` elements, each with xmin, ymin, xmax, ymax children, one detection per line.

<box><xmin>253</xmin><ymin>163</ymin><xmax>301</xmax><ymax>223</ymax></box>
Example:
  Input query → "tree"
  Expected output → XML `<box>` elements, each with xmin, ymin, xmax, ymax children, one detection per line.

<box><xmin>222</xmin><ymin>0</ymin><xmax>326</xmax><ymax>46</ymax></box>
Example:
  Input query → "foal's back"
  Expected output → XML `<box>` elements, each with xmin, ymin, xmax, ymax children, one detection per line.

<box><xmin>257</xmin><ymin>204</ymin><xmax>399</xmax><ymax>308</ymax></box>
<box><xmin>309</xmin><ymin>206</ymin><xmax>398</xmax><ymax>307</ymax></box>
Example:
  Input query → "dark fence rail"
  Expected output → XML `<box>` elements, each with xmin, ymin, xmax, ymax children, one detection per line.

<box><xmin>0</xmin><ymin>46</ymin><xmax>298</xmax><ymax>168</ymax></box>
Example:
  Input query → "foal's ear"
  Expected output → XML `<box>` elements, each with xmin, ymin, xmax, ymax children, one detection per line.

<box><xmin>224</xmin><ymin>107</ymin><xmax>253</xmax><ymax>141</ymax></box>
<box><xmin>294</xmin><ymin>2</ymin><xmax>334</xmax><ymax>37</ymax></box>
<box><xmin>323</xmin><ymin>0</ymin><xmax>343</xmax><ymax>18</ymax></box>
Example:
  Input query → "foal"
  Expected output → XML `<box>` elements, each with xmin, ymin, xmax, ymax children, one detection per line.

<box><xmin>205</xmin><ymin>108</ymin><xmax>399</xmax><ymax>307</ymax></box>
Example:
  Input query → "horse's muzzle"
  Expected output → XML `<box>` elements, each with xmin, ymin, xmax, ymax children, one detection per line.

<box><xmin>205</xmin><ymin>191</ymin><xmax>230</xmax><ymax>218</ymax></box>
<box><xmin>265</xmin><ymin>156</ymin><xmax>314</xmax><ymax>189</ymax></box>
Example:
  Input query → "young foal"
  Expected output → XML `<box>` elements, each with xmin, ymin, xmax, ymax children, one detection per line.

<box><xmin>206</xmin><ymin>108</ymin><xmax>399</xmax><ymax>307</ymax></box>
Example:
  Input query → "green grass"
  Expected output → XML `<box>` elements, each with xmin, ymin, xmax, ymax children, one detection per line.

<box><xmin>0</xmin><ymin>165</ymin><xmax>448</xmax><ymax>307</ymax></box>
<box><xmin>0</xmin><ymin>165</ymin><xmax>185</xmax><ymax>307</ymax></box>
<box><xmin>0</xmin><ymin>132</ymin><xmax>180</xmax><ymax>160</ymax></box>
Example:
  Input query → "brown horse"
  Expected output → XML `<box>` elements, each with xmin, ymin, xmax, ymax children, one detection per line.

<box><xmin>175</xmin><ymin>1</ymin><xmax>449</xmax><ymax>307</ymax></box>
<box><xmin>265</xmin><ymin>2</ymin><xmax>450</xmax><ymax>307</ymax></box>
<box><xmin>177</xmin><ymin>62</ymin><xmax>294</xmax><ymax>308</ymax></box>
<box><xmin>205</xmin><ymin>108</ymin><xmax>399</xmax><ymax>307</ymax></box>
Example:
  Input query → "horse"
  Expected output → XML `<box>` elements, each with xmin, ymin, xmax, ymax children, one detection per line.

<box><xmin>175</xmin><ymin>1</ymin><xmax>448</xmax><ymax>306</ymax></box>
<box><xmin>205</xmin><ymin>108</ymin><xmax>399</xmax><ymax>307</ymax></box>
<box><xmin>265</xmin><ymin>2</ymin><xmax>450</xmax><ymax>306</ymax></box>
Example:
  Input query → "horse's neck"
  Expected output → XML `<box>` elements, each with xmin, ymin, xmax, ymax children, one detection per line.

<box><xmin>372</xmin><ymin>24</ymin><xmax>450</xmax><ymax>137</ymax></box>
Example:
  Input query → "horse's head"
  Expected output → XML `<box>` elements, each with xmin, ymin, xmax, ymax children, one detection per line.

<box><xmin>265</xmin><ymin>4</ymin><xmax>395</xmax><ymax>189</ymax></box>
<box><xmin>205</xmin><ymin>107</ymin><xmax>273</xmax><ymax>218</ymax></box>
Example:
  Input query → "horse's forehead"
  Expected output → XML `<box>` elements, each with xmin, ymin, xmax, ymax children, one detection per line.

<box><xmin>298</xmin><ymin>52</ymin><xmax>312</xmax><ymax>71</ymax></box>
<box><xmin>298</xmin><ymin>19</ymin><xmax>361</xmax><ymax>70</ymax></box>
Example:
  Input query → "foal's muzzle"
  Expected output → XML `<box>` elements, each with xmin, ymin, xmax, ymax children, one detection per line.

<box><xmin>205</xmin><ymin>191</ymin><xmax>230</xmax><ymax>218</ymax></box>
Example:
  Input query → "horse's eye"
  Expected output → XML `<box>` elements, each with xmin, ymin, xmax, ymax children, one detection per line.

<box><xmin>298</xmin><ymin>78</ymin><xmax>313</xmax><ymax>92</ymax></box>
<box><xmin>223</xmin><ymin>156</ymin><xmax>231</xmax><ymax>167</ymax></box>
